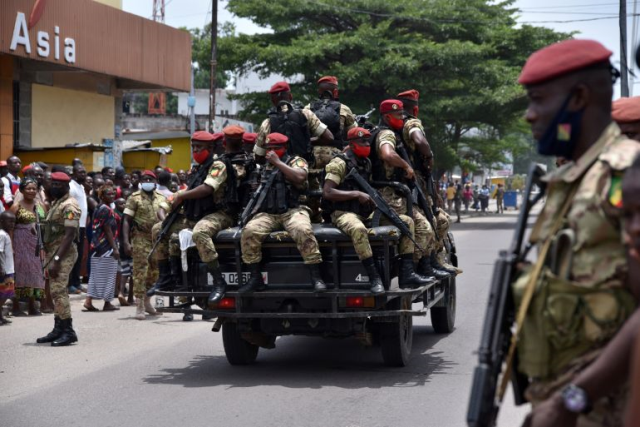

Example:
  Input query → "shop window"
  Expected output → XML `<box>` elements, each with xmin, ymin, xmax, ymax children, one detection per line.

<box><xmin>12</xmin><ymin>81</ymin><xmax>19</xmax><ymax>148</ymax></box>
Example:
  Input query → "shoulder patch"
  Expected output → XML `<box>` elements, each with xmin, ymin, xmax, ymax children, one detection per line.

<box><xmin>295</xmin><ymin>158</ymin><xmax>308</xmax><ymax>168</ymax></box>
<box><xmin>608</xmin><ymin>173</ymin><xmax>623</xmax><ymax>208</ymax></box>
<box><xmin>64</xmin><ymin>210</ymin><xmax>75</xmax><ymax>220</ymax></box>
<box><xmin>209</xmin><ymin>163</ymin><xmax>225</xmax><ymax>178</ymax></box>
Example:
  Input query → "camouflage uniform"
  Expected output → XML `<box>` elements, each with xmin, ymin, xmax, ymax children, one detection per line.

<box><xmin>325</xmin><ymin>155</ymin><xmax>414</xmax><ymax>258</ymax></box>
<box><xmin>253</xmin><ymin>108</ymin><xmax>328</xmax><ymax>158</ymax></box>
<box><xmin>514</xmin><ymin>123</ymin><xmax>640</xmax><ymax>426</ymax></box>
<box><xmin>191</xmin><ymin>159</ymin><xmax>235</xmax><ymax>263</ymax></box>
<box><xmin>44</xmin><ymin>194</ymin><xmax>80</xmax><ymax>320</ymax></box>
<box><xmin>124</xmin><ymin>190</ymin><xmax>169</xmax><ymax>298</ymax></box>
<box><xmin>376</xmin><ymin>129</ymin><xmax>436</xmax><ymax>261</ymax></box>
<box><xmin>241</xmin><ymin>156</ymin><xmax>322</xmax><ymax>265</ymax></box>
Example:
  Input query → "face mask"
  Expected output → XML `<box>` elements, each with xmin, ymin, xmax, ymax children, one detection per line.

<box><xmin>50</xmin><ymin>188</ymin><xmax>65</xmax><ymax>199</ymax></box>
<box><xmin>270</xmin><ymin>147</ymin><xmax>287</xmax><ymax>158</ymax></box>
<box><xmin>141</xmin><ymin>182</ymin><xmax>156</xmax><ymax>192</ymax></box>
<box><xmin>351</xmin><ymin>143</ymin><xmax>371</xmax><ymax>158</ymax></box>
<box><xmin>387</xmin><ymin>115</ymin><xmax>405</xmax><ymax>131</ymax></box>
<box><xmin>193</xmin><ymin>149</ymin><xmax>211</xmax><ymax>165</ymax></box>
<box><xmin>537</xmin><ymin>92</ymin><xmax>583</xmax><ymax>160</ymax></box>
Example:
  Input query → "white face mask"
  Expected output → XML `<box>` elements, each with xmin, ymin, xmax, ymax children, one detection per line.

<box><xmin>141</xmin><ymin>182</ymin><xmax>156</xmax><ymax>192</ymax></box>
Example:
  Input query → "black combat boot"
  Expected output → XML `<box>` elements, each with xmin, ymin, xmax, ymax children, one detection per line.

<box><xmin>417</xmin><ymin>255</ymin><xmax>450</xmax><ymax>280</ymax></box>
<box><xmin>430</xmin><ymin>251</ymin><xmax>457</xmax><ymax>275</ymax></box>
<box><xmin>36</xmin><ymin>316</ymin><xmax>62</xmax><ymax>343</ymax></box>
<box><xmin>207</xmin><ymin>260</ymin><xmax>228</xmax><ymax>304</ymax></box>
<box><xmin>51</xmin><ymin>318</ymin><xmax>78</xmax><ymax>347</ymax></box>
<box><xmin>170</xmin><ymin>256</ymin><xmax>186</xmax><ymax>291</ymax></box>
<box><xmin>399</xmin><ymin>254</ymin><xmax>434</xmax><ymax>288</ymax></box>
<box><xmin>308</xmin><ymin>264</ymin><xmax>327</xmax><ymax>292</ymax></box>
<box><xmin>362</xmin><ymin>257</ymin><xmax>385</xmax><ymax>295</ymax></box>
<box><xmin>238</xmin><ymin>263</ymin><xmax>266</xmax><ymax>293</ymax></box>
<box><xmin>146</xmin><ymin>260</ymin><xmax>172</xmax><ymax>296</ymax></box>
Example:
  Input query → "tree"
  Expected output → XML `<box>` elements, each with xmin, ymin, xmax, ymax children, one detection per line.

<box><xmin>190</xmin><ymin>25</ymin><xmax>232</xmax><ymax>89</ymax></box>
<box><xmin>217</xmin><ymin>0</ymin><xmax>570</xmax><ymax>173</ymax></box>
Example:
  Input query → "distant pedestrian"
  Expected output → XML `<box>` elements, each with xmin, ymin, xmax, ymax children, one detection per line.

<box><xmin>495</xmin><ymin>183</ymin><xmax>505</xmax><ymax>214</ymax></box>
<box><xmin>454</xmin><ymin>181</ymin><xmax>462</xmax><ymax>223</ymax></box>
<box><xmin>0</xmin><ymin>211</ymin><xmax>16</xmax><ymax>325</ymax></box>
<box><xmin>446</xmin><ymin>182</ymin><xmax>455</xmax><ymax>212</ymax></box>
<box><xmin>463</xmin><ymin>184</ymin><xmax>473</xmax><ymax>213</ymax></box>
<box><xmin>479</xmin><ymin>185</ymin><xmax>490</xmax><ymax>213</ymax></box>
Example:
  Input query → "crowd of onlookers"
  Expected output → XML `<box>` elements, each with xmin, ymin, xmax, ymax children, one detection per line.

<box><xmin>439</xmin><ymin>180</ymin><xmax>506</xmax><ymax>223</ymax></box>
<box><xmin>0</xmin><ymin>155</ymin><xmax>187</xmax><ymax>324</ymax></box>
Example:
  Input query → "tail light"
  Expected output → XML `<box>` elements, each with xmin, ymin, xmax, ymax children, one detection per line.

<box><xmin>211</xmin><ymin>297</ymin><xmax>236</xmax><ymax>309</ymax></box>
<box><xmin>343</xmin><ymin>296</ymin><xmax>375</xmax><ymax>308</ymax></box>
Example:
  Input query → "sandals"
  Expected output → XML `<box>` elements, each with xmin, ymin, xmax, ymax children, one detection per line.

<box><xmin>0</xmin><ymin>318</ymin><xmax>12</xmax><ymax>324</ymax></box>
<box><xmin>117</xmin><ymin>295</ymin><xmax>130</xmax><ymax>307</ymax></box>
<box><xmin>82</xmin><ymin>304</ymin><xmax>99</xmax><ymax>312</ymax></box>
<box><xmin>11</xmin><ymin>310</ymin><xmax>27</xmax><ymax>317</ymax></box>
<box><xmin>102</xmin><ymin>303</ymin><xmax>120</xmax><ymax>311</ymax></box>
<box><xmin>28</xmin><ymin>310</ymin><xmax>42</xmax><ymax>316</ymax></box>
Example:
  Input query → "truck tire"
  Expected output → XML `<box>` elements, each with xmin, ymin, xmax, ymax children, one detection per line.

<box><xmin>380</xmin><ymin>314</ymin><xmax>413</xmax><ymax>367</ymax></box>
<box><xmin>222</xmin><ymin>322</ymin><xmax>259</xmax><ymax>365</ymax></box>
<box><xmin>430</xmin><ymin>275</ymin><xmax>456</xmax><ymax>334</ymax></box>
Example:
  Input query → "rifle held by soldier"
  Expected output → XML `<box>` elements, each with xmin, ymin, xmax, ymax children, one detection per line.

<box><xmin>34</xmin><ymin>205</ymin><xmax>45</xmax><ymax>278</ymax></box>
<box><xmin>234</xmin><ymin>169</ymin><xmax>279</xmax><ymax>238</ymax></box>
<box><xmin>466</xmin><ymin>163</ymin><xmax>546</xmax><ymax>427</ymax></box>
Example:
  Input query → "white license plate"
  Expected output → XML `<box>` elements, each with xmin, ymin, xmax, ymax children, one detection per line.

<box><xmin>215</xmin><ymin>272</ymin><xmax>268</xmax><ymax>285</ymax></box>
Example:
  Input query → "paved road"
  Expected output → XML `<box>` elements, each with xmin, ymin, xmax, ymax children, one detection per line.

<box><xmin>1</xmin><ymin>211</ymin><xmax>530</xmax><ymax>427</ymax></box>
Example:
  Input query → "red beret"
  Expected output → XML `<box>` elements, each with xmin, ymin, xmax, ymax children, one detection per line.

<box><xmin>51</xmin><ymin>172</ymin><xmax>71</xmax><ymax>182</ymax></box>
<box><xmin>346</xmin><ymin>127</ymin><xmax>371</xmax><ymax>140</ymax></box>
<box><xmin>223</xmin><ymin>125</ymin><xmax>245</xmax><ymax>139</ymax></box>
<box><xmin>380</xmin><ymin>99</ymin><xmax>404</xmax><ymax>114</ymax></box>
<box><xmin>141</xmin><ymin>170</ymin><xmax>157</xmax><ymax>179</ymax></box>
<box><xmin>612</xmin><ymin>96</ymin><xmax>640</xmax><ymax>123</ymax></box>
<box><xmin>265</xmin><ymin>133</ymin><xmax>288</xmax><ymax>146</ymax></box>
<box><xmin>22</xmin><ymin>165</ymin><xmax>33</xmax><ymax>174</ymax></box>
<box><xmin>518</xmin><ymin>39</ymin><xmax>613</xmax><ymax>85</ymax></box>
<box><xmin>318</xmin><ymin>76</ymin><xmax>338</xmax><ymax>86</ymax></box>
<box><xmin>0</xmin><ymin>161</ymin><xmax>6</xmax><ymax>167</ymax></box>
<box><xmin>269</xmin><ymin>81</ymin><xmax>291</xmax><ymax>94</ymax></box>
<box><xmin>212</xmin><ymin>132</ymin><xmax>224</xmax><ymax>142</ymax></box>
<box><xmin>192</xmin><ymin>131</ymin><xmax>215</xmax><ymax>142</ymax></box>
<box><xmin>243</xmin><ymin>132</ymin><xmax>258</xmax><ymax>144</ymax></box>
<box><xmin>397</xmin><ymin>90</ymin><xmax>419</xmax><ymax>101</ymax></box>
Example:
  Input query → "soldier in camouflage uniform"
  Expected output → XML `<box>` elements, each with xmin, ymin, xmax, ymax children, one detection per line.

<box><xmin>323</xmin><ymin>127</ymin><xmax>432</xmax><ymax>293</ymax></box>
<box><xmin>305</xmin><ymin>76</ymin><xmax>357</xmax><ymax>222</ymax></box>
<box><xmin>122</xmin><ymin>170</ymin><xmax>169</xmax><ymax>320</ymax></box>
<box><xmin>36</xmin><ymin>172</ymin><xmax>80</xmax><ymax>347</ymax></box>
<box><xmin>190</xmin><ymin>125</ymin><xmax>250</xmax><ymax>304</ymax></box>
<box><xmin>370</xmin><ymin>100</ymin><xmax>449</xmax><ymax>283</ymax></box>
<box><xmin>397</xmin><ymin>89</ymin><xmax>459</xmax><ymax>276</ymax></box>
<box><xmin>147</xmin><ymin>131</ymin><xmax>219</xmax><ymax>296</ymax></box>
<box><xmin>241</xmin><ymin>132</ymin><xmax>326</xmax><ymax>293</ymax></box>
<box><xmin>510</xmin><ymin>39</ymin><xmax>640</xmax><ymax>427</ymax></box>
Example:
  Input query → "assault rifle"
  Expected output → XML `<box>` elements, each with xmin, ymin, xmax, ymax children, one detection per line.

<box><xmin>237</xmin><ymin>169</ymin><xmax>278</xmax><ymax>231</ymax></box>
<box><xmin>355</xmin><ymin>108</ymin><xmax>376</xmax><ymax>129</ymax></box>
<box><xmin>34</xmin><ymin>205</ymin><xmax>45</xmax><ymax>278</ymax></box>
<box><xmin>147</xmin><ymin>159</ymin><xmax>212</xmax><ymax>261</ymax></box>
<box><xmin>396</xmin><ymin>142</ymin><xmax>436</xmax><ymax>232</ymax></box>
<box><xmin>466</xmin><ymin>163</ymin><xmax>546</xmax><ymax>427</ymax></box>
<box><xmin>344</xmin><ymin>166</ymin><xmax>424</xmax><ymax>253</ymax></box>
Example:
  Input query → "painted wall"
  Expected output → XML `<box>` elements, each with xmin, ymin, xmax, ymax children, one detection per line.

<box><xmin>94</xmin><ymin>0</ymin><xmax>122</xmax><ymax>9</ymax></box>
<box><xmin>31</xmin><ymin>84</ymin><xmax>114</xmax><ymax>148</ymax></box>
<box><xmin>0</xmin><ymin>55</ymin><xmax>13</xmax><ymax>159</ymax></box>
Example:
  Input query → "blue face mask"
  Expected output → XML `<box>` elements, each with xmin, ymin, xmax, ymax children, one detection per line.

<box><xmin>141</xmin><ymin>182</ymin><xmax>156</xmax><ymax>193</ymax></box>
<box><xmin>537</xmin><ymin>92</ymin><xmax>583</xmax><ymax>160</ymax></box>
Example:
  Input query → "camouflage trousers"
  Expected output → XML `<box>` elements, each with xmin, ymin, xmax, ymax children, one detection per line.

<box><xmin>308</xmin><ymin>145</ymin><xmax>342</xmax><ymax>224</ymax></box>
<box><xmin>435</xmin><ymin>209</ymin><xmax>451</xmax><ymax>253</ymax></box>
<box><xmin>379</xmin><ymin>186</ymin><xmax>435</xmax><ymax>261</ymax></box>
<box><xmin>132</xmin><ymin>233</ymin><xmax>158</xmax><ymax>298</ymax></box>
<box><xmin>242</xmin><ymin>207</ymin><xmax>322</xmax><ymax>265</ymax></box>
<box><xmin>332</xmin><ymin>211</ymin><xmax>373</xmax><ymax>260</ymax></box>
<box><xmin>192</xmin><ymin>211</ymin><xmax>234</xmax><ymax>263</ymax></box>
<box><xmin>47</xmin><ymin>245</ymin><xmax>77</xmax><ymax>320</ymax></box>
<box><xmin>151</xmin><ymin>215</ymin><xmax>197</xmax><ymax>260</ymax></box>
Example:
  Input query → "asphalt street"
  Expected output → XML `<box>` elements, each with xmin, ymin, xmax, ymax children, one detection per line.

<box><xmin>1</xmin><ymin>210</ymin><xmax>531</xmax><ymax>427</ymax></box>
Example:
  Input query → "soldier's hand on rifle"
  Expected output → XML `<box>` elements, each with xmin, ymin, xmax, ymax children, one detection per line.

<box><xmin>265</xmin><ymin>151</ymin><xmax>282</xmax><ymax>166</ymax></box>
<box><xmin>123</xmin><ymin>242</ymin><xmax>132</xmax><ymax>258</ymax></box>
<box><xmin>521</xmin><ymin>394</ymin><xmax>578</xmax><ymax>427</ymax></box>
<box><xmin>48</xmin><ymin>259</ymin><xmax>60</xmax><ymax>279</ymax></box>
<box><xmin>171</xmin><ymin>192</ymin><xmax>182</xmax><ymax>210</ymax></box>
<box><xmin>356</xmin><ymin>192</ymin><xmax>373</xmax><ymax>207</ymax></box>
<box><xmin>404</xmin><ymin>165</ymin><xmax>415</xmax><ymax>180</ymax></box>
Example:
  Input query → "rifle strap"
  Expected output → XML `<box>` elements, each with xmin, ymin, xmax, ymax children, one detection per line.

<box><xmin>498</xmin><ymin>183</ymin><xmax>580</xmax><ymax>401</ymax></box>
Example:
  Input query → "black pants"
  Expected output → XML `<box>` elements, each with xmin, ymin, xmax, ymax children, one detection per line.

<box><xmin>68</xmin><ymin>227</ymin><xmax>85</xmax><ymax>289</ymax></box>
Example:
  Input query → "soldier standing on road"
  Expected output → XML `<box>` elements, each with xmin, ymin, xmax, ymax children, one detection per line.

<box><xmin>241</xmin><ymin>132</ymin><xmax>327</xmax><ymax>293</ymax></box>
<box><xmin>322</xmin><ymin>127</ymin><xmax>385</xmax><ymax>294</ymax></box>
<box><xmin>147</xmin><ymin>131</ymin><xmax>219</xmax><ymax>296</ymax></box>
<box><xmin>36</xmin><ymin>172</ymin><xmax>81</xmax><ymax>347</ymax></box>
<box><xmin>612</xmin><ymin>96</ymin><xmax>640</xmax><ymax>142</ymax></box>
<box><xmin>397</xmin><ymin>89</ymin><xmax>459</xmax><ymax>274</ymax></box>
<box><xmin>188</xmin><ymin>125</ymin><xmax>247</xmax><ymax>304</ymax></box>
<box><xmin>511</xmin><ymin>39</ymin><xmax>640</xmax><ymax>426</ymax></box>
<box><xmin>122</xmin><ymin>170</ymin><xmax>169</xmax><ymax>320</ymax></box>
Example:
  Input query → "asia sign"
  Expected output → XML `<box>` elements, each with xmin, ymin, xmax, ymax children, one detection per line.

<box><xmin>10</xmin><ymin>11</ymin><xmax>76</xmax><ymax>64</ymax></box>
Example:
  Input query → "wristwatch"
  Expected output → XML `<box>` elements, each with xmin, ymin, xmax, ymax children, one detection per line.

<box><xmin>53</xmin><ymin>255</ymin><xmax>60</xmax><ymax>262</ymax></box>
<box><xmin>561</xmin><ymin>384</ymin><xmax>592</xmax><ymax>414</ymax></box>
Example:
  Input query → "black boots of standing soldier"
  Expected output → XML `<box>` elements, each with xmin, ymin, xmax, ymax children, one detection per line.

<box><xmin>362</xmin><ymin>257</ymin><xmax>385</xmax><ymax>295</ymax></box>
<box><xmin>36</xmin><ymin>316</ymin><xmax>77</xmax><ymax>347</ymax></box>
<box><xmin>417</xmin><ymin>253</ymin><xmax>451</xmax><ymax>280</ymax></box>
<box><xmin>430</xmin><ymin>251</ymin><xmax>457</xmax><ymax>275</ymax></box>
<box><xmin>399</xmin><ymin>254</ymin><xmax>434</xmax><ymax>288</ymax></box>
<box><xmin>207</xmin><ymin>260</ymin><xmax>227</xmax><ymax>304</ymax></box>
<box><xmin>308</xmin><ymin>263</ymin><xmax>327</xmax><ymax>292</ymax></box>
<box><xmin>238</xmin><ymin>263</ymin><xmax>267</xmax><ymax>293</ymax></box>
<box><xmin>147</xmin><ymin>259</ymin><xmax>174</xmax><ymax>296</ymax></box>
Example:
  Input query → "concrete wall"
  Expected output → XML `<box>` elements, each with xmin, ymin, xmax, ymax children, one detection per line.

<box><xmin>31</xmin><ymin>84</ymin><xmax>115</xmax><ymax>148</ymax></box>
<box><xmin>0</xmin><ymin>55</ymin><xmax>13</xmax><ymax>159</ymax></box>
<box><xmin>177</xmin><ymin>89</ymin><xmax>238</xmax><ymax>117</ymax></box>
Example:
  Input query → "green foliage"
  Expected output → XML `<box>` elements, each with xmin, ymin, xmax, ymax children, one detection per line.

<box><xmin>216</xmin><ymin>0</ymin><xmax>569</xmax><ymax>172</ymax></box>
<box><xmin>190</xmin><ymin>25</ymin><xmax>232</xmax><ymax>89</ymax></box>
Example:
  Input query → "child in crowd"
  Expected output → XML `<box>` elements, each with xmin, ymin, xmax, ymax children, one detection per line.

<box><xmin>0</xmin><ymin>211</ymin><xmax>16</xmax><ymax>325</ymax></box>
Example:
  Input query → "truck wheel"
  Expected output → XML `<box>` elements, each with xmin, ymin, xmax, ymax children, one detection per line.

<box><xmin>380</xmin><ymin>314</ymin><xmax>413</xmax><ymax>367</ymax></box>
<box><xmin>222</xmin><ymin>322</ymin><xmax>259</xmax><ymax>365</ymax></box>
<box><xmin>430</xmin><ymin>276</ymin><xmax>456</xmax><ymax>334</ymax></box>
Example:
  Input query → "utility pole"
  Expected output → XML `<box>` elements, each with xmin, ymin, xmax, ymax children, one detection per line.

<box><xmin>152</xmin><ymin>0</ymin><xmax>165</xmax><ymax>23</ymax></box>
<box><xmin>209</xmin><ymin>0</ymin><xmax>218</xmax><ymax>131</ymax></box>
<box><xmin>621</xmin><ymin>0</ymin><xmax>630</xmax><ymax>97</ymax></box>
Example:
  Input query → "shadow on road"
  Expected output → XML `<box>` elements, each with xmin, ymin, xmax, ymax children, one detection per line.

<box><xmin>143</xmin><ymin>325</ymin><xmax>457</xmax><ymax>390</ymax></box>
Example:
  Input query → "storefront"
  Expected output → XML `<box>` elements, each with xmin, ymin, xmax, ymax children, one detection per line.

<box><xmin>0</xmin><ymin>0</ymin><xmax>191</xmax><ymax>163</ymax></box>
